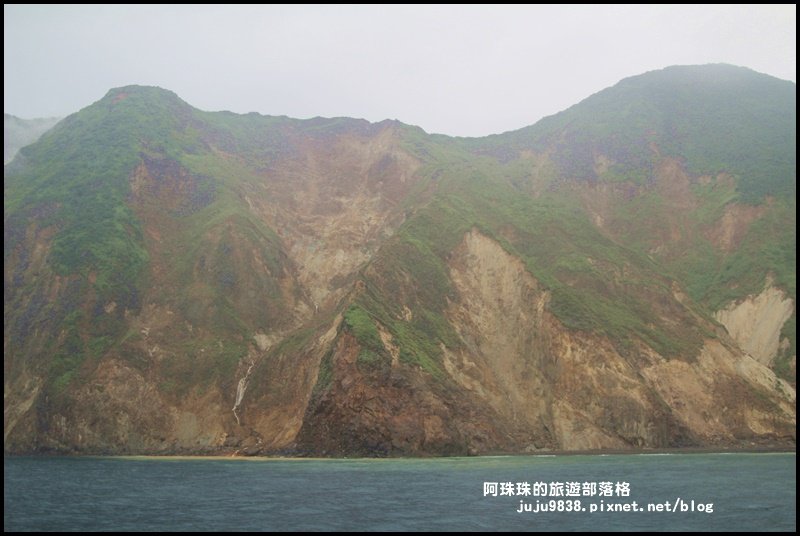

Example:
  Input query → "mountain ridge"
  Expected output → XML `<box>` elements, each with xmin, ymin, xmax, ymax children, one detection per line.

<box><xmin>4</xmin><ymin>64</ymin><xmax>795</xmax><ymax>455</ymax></box>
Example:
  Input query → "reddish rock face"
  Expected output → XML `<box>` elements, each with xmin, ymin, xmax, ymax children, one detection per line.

<box><xmin>4</xmin><ymin>68</ymin><xmax>796</xmax><ymax>455</ymax></box>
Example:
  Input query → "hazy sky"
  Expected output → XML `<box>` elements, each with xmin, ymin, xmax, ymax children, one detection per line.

<box><xmin>4</xmin><ymin>5</ymin><xmax>796</xmax><ymax>137</ymax></box>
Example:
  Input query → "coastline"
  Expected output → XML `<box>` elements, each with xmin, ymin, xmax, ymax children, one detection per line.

<box><xmin>5</xmin><ymin>444</ymin><xmax>795</xmax><ymax>460</ymax></box>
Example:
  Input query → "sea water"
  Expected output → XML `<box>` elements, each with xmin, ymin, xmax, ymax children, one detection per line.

<box><xmin>4</xmin><ymin>453</ymin><xmax>795</xmax><ymax>531</ymax></box>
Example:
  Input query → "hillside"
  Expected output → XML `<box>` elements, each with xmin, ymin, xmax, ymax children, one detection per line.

<box><xmin>4</xmin><ymin>65</ymin><xmax>795</xmax><ymax>455</ymax></box>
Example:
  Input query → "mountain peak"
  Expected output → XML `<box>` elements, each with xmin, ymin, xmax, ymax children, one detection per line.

<box><xmin>103</xmin><ymin>84</ymin><xmax>184</xmax><ymax>102</ymax></box>
<box><xmin>3</xmin><ymin>66</ymin><xmax>796</xmax><ymax>456</ymax></box>
<box><xmin>612</xmin><ymin>63</ymin><xmax>796</xmax><ymax>95</ymax></box>
<box><xmin>93</xmin><ymin>85</ymin><xmax>193</xmax><ymax>119</ymax></box>
<box><xmin>484</xmin><ymin>63</ymin><xmax>795</xmax><ymax>202</ymax></box>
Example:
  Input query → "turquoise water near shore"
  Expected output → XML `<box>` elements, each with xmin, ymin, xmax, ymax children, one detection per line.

<box><xmin>4</xmin><ymin>453</ymin><xmax>795</xmax><ymax>531</ymax></box>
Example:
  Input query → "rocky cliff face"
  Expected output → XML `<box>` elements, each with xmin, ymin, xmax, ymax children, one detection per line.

<box><xmin>4</xmin><ymin>65</ymin><xmax>796</xmax><ymax>455</ymax></box>
<box><xmin>714</xmin><ymin>283</ymin><xmax>794</xmax><ymax>366</ymax></box>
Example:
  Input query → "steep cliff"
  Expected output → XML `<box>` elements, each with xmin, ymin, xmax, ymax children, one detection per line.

<box><xmin>4</xmin><ymin>65</ymin><xmax>795</xmax><ymax>455</ymax></box>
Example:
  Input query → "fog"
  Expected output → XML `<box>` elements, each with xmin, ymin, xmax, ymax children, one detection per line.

<box><xmin>3</xmin><ymin>5</ymin><xmax>796</xmax><ymax>137</ymax></box>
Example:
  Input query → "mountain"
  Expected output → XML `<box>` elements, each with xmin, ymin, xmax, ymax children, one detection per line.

<box><xmin>4</xmin><ymin>114</ymin><xmax>61</xmax><ymax>164</ymax></box>
<box><xmin>4</xmin><ymin>65</ymin><xmax>795</xmax><ymax>455</ymax></box>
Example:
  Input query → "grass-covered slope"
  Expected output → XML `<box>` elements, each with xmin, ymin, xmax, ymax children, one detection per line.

<box><xmin>476</xmin><ymin>64</ymin><xmax>795</xmax><ymax>201</ymax></box>
<box><xmin>465</xmin><ymin>64</ymin><xmax>796</xmax><ymax>379</ymax></box>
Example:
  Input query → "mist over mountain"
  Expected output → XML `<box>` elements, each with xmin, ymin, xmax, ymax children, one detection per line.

<box><xmin>4</xmin><ymin>113</ymin><xmax>61</xmax><ymax>164</ymax></box>
<box><xmin>4</xmin><ymin>64</ymin><xmax>795</xmax><ymax>455</ymax></box>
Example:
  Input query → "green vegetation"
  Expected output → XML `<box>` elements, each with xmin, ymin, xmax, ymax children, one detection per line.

<box><xmin>5</xmin><ymin>65</ymin><xmax>795</xmax><ymax>407</ymax></box>
<box><xmin>342</xmin><ymin>83</ymin><xmax>794</xmax><ymax>371</ymax></box>
<box><xmin>314</xmin><ymin>349</ymin><xmax>335</xmax><ymax>394</ymax></box>
<box><xmin>46</xmin><ymin>310</ymin><xmax>118</xmax><ymax>393</ymax></box>
<box><xmin>4</xmin><ymin>87</ymin><xmax>195</xmax><ymax>304</ymax></box>
<box><xmin>479</xmin><ymin>65</ymin><xmax>795</xmax><ymax>204</ymax></box>
<box><xmin>344</xmin><ymin>305</ymin><xmax>391</xmax><ymax>370</ymax></box>
<box><xmin>48</xmin><ymin>319</ymin><xmax>85</xmax><ymax>393</ymax></box>
<box><xmin>4</xmin><ymin>85</ymin><xmax>300</xmax><ymax>400</ymax></box>
<box><xmin>344</xmin><ymin>305</ymin><xmax>383</xmax><ymax>351</ymax></box>
<box><xmin>465</xmin><ymin>64</ymin><xmax>795</xmax><ymax>363</ymax></box>
<box><xmin>452</xmin><ymin>177</ymin><xmax>706</xmax><ymax>357</ymax></box>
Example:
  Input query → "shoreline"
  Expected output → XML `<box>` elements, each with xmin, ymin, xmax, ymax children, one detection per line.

<box><xmin>5</xmin><ymin>445</ymin><xmax>796</xmax><ymax>460</ymax></box>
